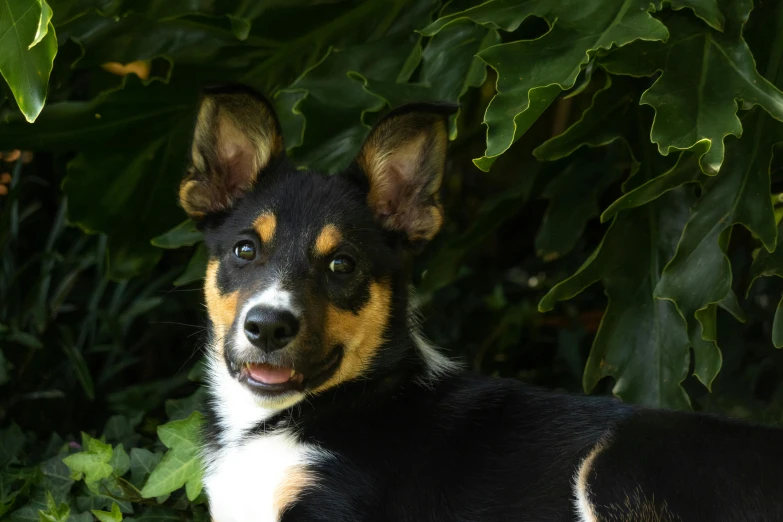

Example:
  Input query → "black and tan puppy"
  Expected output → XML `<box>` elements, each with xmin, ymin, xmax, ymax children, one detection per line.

<box><xmin>178</xmin><ymin>84</ymin><xmax>783</xmax><ymax>522</ymax></box>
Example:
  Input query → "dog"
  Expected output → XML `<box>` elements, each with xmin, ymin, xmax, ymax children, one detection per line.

<box><xmin>177</xmin><ymin>84</ymin><xmax>783</xmax><ymax>522</ymax></box>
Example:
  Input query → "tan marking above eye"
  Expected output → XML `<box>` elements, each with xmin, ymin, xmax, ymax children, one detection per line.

<box><xmin>314</xmin><ymin>280</ymin><xmax>392</xmax><ymax>393</ymax></box>
<box><xmin>314</xmin><ymin>224</ymin><xmax>342</xmax><ymax>256</ymax></box>
<box><xmin>204</xmin><ymin>259</ymin><xmax>239</xmax><ymax>357</ymax></box>
<box><xmin>254</xmin><ymin>212</ymin><xmax>277</xmax><ymax>243</ymax></box>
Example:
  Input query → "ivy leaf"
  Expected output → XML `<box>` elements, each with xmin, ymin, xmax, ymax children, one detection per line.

<box><xmin>602</xmin><ymin>0</ymin><xmax>783</xmax><ymax>174</ymax></box>
<box><xmin>540</xmin><ymin>188</ymin><xmax>695</xmax><ymax>409</ymax></box>
<box><xmin>91</xmin><ymin>502</ymin><xmax>122</xmax><ymax>522</ymax></box>
<box><xmin>108</xmin><ymin>445</ymin><xmax>130</xmax><ymax>477</ymax></box>
<box><xmin>62</xmin><ymin>434</ymin><xmax>114</xmax><ymax>486</ymax></box>
<box><xmin>140</xmin><ymin>412</ymin><xmax>204</xmax><ymax>501</ymax></box>
<box><xmin>37</xmin><ymin>492</ymin><xmax>69</xmax><ymax>522</ymax></box>
<box><xmin>422</xmin><ymin>0</ymin><xmax>668</xmax><ymax>171</ymax></box>
<box><xmin>0</xmin><ymin>0</ymin><xmax>57</xmax><ymax>122</ymax></box>
<box><xmin>129</xmin><ymin>449</ymin><xmax>163</xmax><ymax>490</ymax></box>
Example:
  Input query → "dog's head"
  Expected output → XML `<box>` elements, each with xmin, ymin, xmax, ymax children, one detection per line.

<box><xmin>180</xmin><ymin>84</ymin><xmax>453</xmax><ymax>411</ymax></box>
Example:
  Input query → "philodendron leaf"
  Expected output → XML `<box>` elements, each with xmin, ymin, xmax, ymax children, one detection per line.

<box><xmin>602</xmin><ymin>0</ymin><xmax>783</xmax><ymax>174</ymax></box>
<box><xmin>533</xmin><ymin>74</ymin><xmax>639</xmax><ymax>165</ymax></box>
<box><xmin>151</xmin><ymin>220</ymin><xmax>203</xmax><ymax>249</ymax></box>
<box><xmin>0</xmin><ymin>0</ymin><xmax>58</xmax><ymax>122</ymax></box>
<box><xmin>141</xmin><ymin>411</ymin><xmax>204</xmax><ymax>501</ymax></box>
<box><xmin>421</xmin><ymin>0</ymin><xmax>668</xmax><ymax>171</ymax></box>
<box><xmin>535</xmin><ymin>157</ymin><xmax>623</xmax><ymax>261</ymax></box>
<box><xmin>539</xmin><ymin>188</ymin><xmax>695</xmax><ymax>410</ymax></box>
<box><xmin>749</xmin><ymin>221</ymin><xmax>783</xmax><ymax>348</ymax></box>
<box><xmin>666</xmin><ymin>0</ymin><xmax>725</xmax><ymax>31</ymax></box>
<box><xmin>358</xmin><ymin>19</ymin><xmax>500</xmax><ymax>139</ymax></box>
<box><xmin>654</xmin><ymin>108</ymin><xmax>781</xmax><ymax>388</ymax></box>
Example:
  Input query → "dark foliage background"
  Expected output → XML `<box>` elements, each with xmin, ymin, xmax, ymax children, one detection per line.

<box><xmin>2</xmin><ymin>0</ymin><xmax>783</xmax><ymax>519</ymax></box>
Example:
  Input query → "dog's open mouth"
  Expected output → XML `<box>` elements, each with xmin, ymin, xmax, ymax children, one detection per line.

<box><xmin>236</xmin><ymin>347</ymin><xmax>343</xmax><ymax>396</ymax></box>
<box><xmin>241</xmin><ymin>363</ymin><xmax>305</xmax><ymax>393</ymax></box>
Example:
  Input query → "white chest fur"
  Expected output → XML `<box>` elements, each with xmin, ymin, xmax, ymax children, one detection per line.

<box><xmin>204</xmin><ymin>356</ymin><xmax>326</xmax><ymax>522</ymax></box>
<box><xmin>204</xmin><ymin>431</ymin><xmax>321</xmax><ymax>522</ymax></box>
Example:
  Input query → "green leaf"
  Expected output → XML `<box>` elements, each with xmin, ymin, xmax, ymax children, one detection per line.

<box><xmin>108</xmin><ymin>445</ymin><xmax>130</xmax><ymax>477</ymax></box>
<box><xmin>37</xmin><ymin>492</ymin><xmax>69</xmax><ymax>522</ymax></box>
<box><xmin>0</xmin><ymin>0</ymin><xmax>57</xmax><ymax>122</ymax></box>
<box><xmin>140</xmin><ymin>412</ymin><xmax>204</xmax><ymax>501</ymax></box>
<box><xmin>288</xmin><ymin>0</ymin><xmax>436</xmax><ymax>172</ymax></box>
<box><xmin>600</xmin><ymin>150</ymin><xmax>703</xmax><ymax>222</ymax></box>
<box><xmin>129</xmin><ymin>449</ymin><xmax>163</xmax><ymax>490</ymax></box>
<box><xmin>533</xmin><ymin>74</ymin><xmax>638</xmax><ymax>164</ymax></box>
<box><xmin>150</xmin><ymin>220</ymin><xmax>202</xmax><ymax>249</ymax></box>
<box><xmin>540</xmin><ymin>188</ymin><xmax>695</xmax><ymax>409</ymax></box>
<box><xmin>91</xmin><ymin>503</ymin><xmax>122</xmax><ymax>522</ymax></box>
<box><xmin>357</xmin><ymin>20</ymin><xmax>499</xmax><ymax>139</ymax></box>
<box><xmin>62</xmin><ymin>434</ymin><xmax>114</xmax><ymax>486</ymax></box>
<box><xmin>29</xmin><ymin>0</ymin><xmax>53</xmax><ymax>48</ymax></box>
<box><xmin>654</xmin><ymin>108</ymin><xmax>781</xmax><ymax>388</ymax></box>
<box><xmin>665</xmin><ymin>0</ymin><xmax>725</xmax><ymax>31</ymax></box>
<box><xmin>535</xmin><ymin>157</ymin><xmax>623</xmax><ymax>261</ymax></box>
<box><xmin>424</xmin><ymin>0</ymin><xmax>668</xmax><ymax>171</ymax></box>
<box><xmin>0</xmin><ymin>423</ymin><xmax>25</xmax><ymax>467</ymax></box>
<box><xmin>173</xmin><ymin>243</ymin><xmax>208</xmax><ymax>287</ymax></box>
<box><xmin>602</xmin><ymin>0</ymin><xmax>783</xmax><ymax>174</ymax></box>
<box><xmin>61</xmin><ymin>344</ymin><xmax>94</xmax><ymax>400</ymax></box>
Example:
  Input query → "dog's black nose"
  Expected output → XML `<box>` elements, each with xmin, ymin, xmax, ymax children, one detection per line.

<box><xmin>243</xmin><ymin>307</ymin><xmax>299</xmax><ymax>352</ymax></box>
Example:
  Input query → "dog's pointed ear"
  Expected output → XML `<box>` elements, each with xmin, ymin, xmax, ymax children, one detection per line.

<box><xmin>356</xmin><ymin>103</ymin><xmax>456</xmax><ymax>245</ymax></box>
<box><xmin>179</xmin><ymin>85</ymin><xmax>284</xmax><ymax>219</ymax></box>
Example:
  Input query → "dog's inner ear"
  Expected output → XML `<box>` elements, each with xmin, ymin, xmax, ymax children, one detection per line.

<box><xmin>179</xmin><ymin>88</ymin><xmax>284</xmax><ymax>219</ymax></box>
<box><xmin>357</xmin><ymin>108</ymin><xmax>450</xmax><ymax>244</ymax></box>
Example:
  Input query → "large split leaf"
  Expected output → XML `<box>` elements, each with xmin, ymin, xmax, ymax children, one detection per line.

<box><xmin>540</xmin><ymin>189</ymin><xmax>694</xmax><ymax>409</ymax></box>
<box><xmin>653</xmin><ymin>108</ymin><xmax>780</xmax><ymax>386</ymax></box>
<box><xmin>749</xmin><ymin>221</ymin><xmax>783</xmax><ymax>348</ymax></box>
<box><xmin>602</xmin><ymin>0</ymin><xmax>783</xmax><ymax>174</ymax></box>
<box><xmin>533</xmin><ymin>74</ymin><xmax>639</xmax><ymax>165</ymax></box>
<box><xmin>0</xmin><ymin>0</ymin><xmax>57</xmax><ymax>122</ymax></box>
<box><xmin>534</xmin><ymin>156</ymin><xmax>623</xmax><ymax>261</ymax></box>
<box><xmin>286</xmin><ymin>0</ymin><xmax>437</xmax><ymax>172</ymax></box>
<box><xmin>358</xmin><ymin>19</ymin><xmax>499</xmax><ymax>138</ymax></box>
<box><xmin>421</xmin><ymin>0</ymin><xmax>669</xmax><ymax>171</ymax></box>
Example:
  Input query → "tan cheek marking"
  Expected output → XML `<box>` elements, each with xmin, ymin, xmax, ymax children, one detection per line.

<box><xmin>273</xmin><ymin>466</ymin><xmax>313</xmax><ymax>516</ymax></box>
<box><xmin>204</xmin><ymin>260</ymin><xmax>239</xmax><ymax>356</ymax></box>
<box><xmin>314</xmin><ymin>224</ymin><xmax>342</xmax><ymax>256</ymax></box>
<box><xmin>253</xmin><ymin>212</ymin><xmax>276</xmax><ymax>243</ymax></box>
<box><xmin>314</xmin><ymin>281</ymin><xmax>392</xmax><ymax>393</ymax></box>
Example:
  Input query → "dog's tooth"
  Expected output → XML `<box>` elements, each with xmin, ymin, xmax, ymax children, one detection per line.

<box><xmin>290</xmin><ymin>369</ymin><xmax>296</xmax><ymax>377</ymax></box>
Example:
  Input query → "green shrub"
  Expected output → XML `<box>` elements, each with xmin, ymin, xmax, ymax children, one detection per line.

<box><xmin>2</xmin><ymin>0</ymin><xmax>783</xmax><ymax>519</ymax></box>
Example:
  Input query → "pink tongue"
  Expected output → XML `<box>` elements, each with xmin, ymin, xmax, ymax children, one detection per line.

<box><xmin>246</xmin><ymin>363</ymin><xmax>292</xmax><ymax>384</ymax></box>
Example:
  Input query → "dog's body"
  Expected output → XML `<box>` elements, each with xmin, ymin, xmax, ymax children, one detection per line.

<box><xmin>179</xmin><ymin>85</ymin><xmax>783</xmax><ymax>522</ymax></box>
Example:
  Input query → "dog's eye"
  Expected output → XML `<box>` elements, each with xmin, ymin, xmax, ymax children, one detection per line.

<box><xmin>329</xmin><ymin>255</ymin><xmax>355</xmax><ymax>274</ymax></box>
<box><xmin>234</xmin><ymin>241</ymin><xmax>256</xmax><ymax>261</ymax></box>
